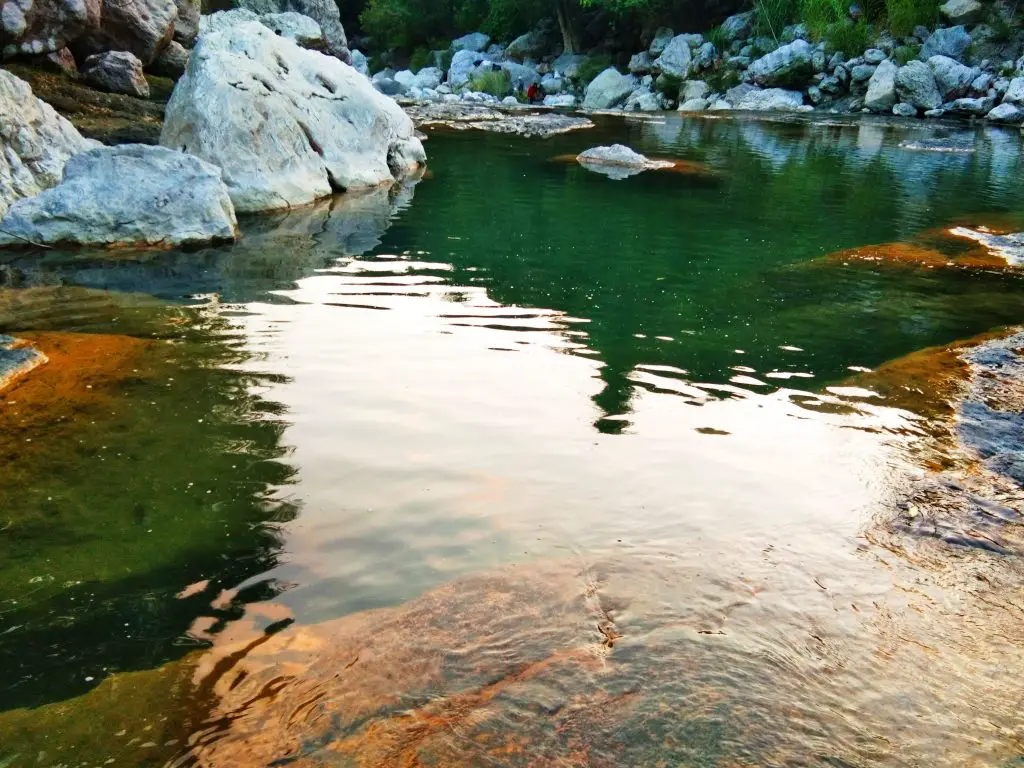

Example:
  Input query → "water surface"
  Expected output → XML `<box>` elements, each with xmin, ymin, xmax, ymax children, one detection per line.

<box><xmin>2</xmin><ymin>113</ymin><xmax>1024</xmax><ymax>767</ymax></box>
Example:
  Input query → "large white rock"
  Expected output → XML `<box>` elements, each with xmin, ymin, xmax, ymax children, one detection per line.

<box><xmin>582</xmin><ymin>67</ymin><xmax>635</xmax><ymax>109</ymax></box>
<box><xmin>452</xmin><ymin>32</ymin><xmax>489</xmax><ymax>52</ymax></box>
<box><xmin>864</xmin><ymin>59</ymin><xmax>897</xmax><ymax>112</ymax></box>
<box><xmin>161</xmin><ymin>21</ymin><xmax>425</xmax><ymax>213</ymax></box>
<box><xmin>1001</xmin><ymin>76</ymin><xmax>1024</xmax><ymax>105</ymax></box>
<box><xmin>448</xmin><ymin>48</ymin><xmax>483</xmax><ymax>87</ymax></box>
<box><xmin>260</xmin><ymin>11</ymin><xmax>323</xmax><ymax>48</ymax></box>
<box><xmin>0</xmin><ymin>145</ymin><xmax>237</xmax><ymax>248</ymax></box>
<box><xmin>0</xmin><ymin>69</ymin><xmax>98</xmax><ymax>219</ymax></box>
<box><xmin>235</xmin><ymin>0</ymin><xmax>350</xmax><ymax>61</ymax></box>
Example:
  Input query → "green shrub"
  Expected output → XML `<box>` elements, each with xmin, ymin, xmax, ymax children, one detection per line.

<box><xmin>988</xmin><ymin>12</ymin><xmax>1015</xmax><ymax>43</ymax></box>
<box><xmin>409</xmin><ymin>47</ymin><xmax>433</xmax><ymax>72</ymax></box>
<box><xmin>573</xmin><ymin>53</ymin><xmax>614</xmax><ymax>84</ymax></box>
<box><xmin>824</xmin><ymin>19</ymin><xmax>872</xmax><ymax>56</ymax></box>
<box><xmin>706</xmin><ymin>66</ymin><xmax>741</xmax><ymax>93</ymax></box>
<box><xmin>801</xmin><ymin>0</ymin><xmax>847</xmax><ymax>38</ymax></box>
<box><xmin>885</xmin><ymin>0</ymin><xmax>938</xmax><ymax>37</ymax></box>
<box><xmin>892</xmin><ymin>42</ymin><xmax>921</xmax><ymax>64</ymax></box>
<box><xmin>469</xmin><ymin>68</ymin><xmax>512</xmax><ymax>97</ymax></box>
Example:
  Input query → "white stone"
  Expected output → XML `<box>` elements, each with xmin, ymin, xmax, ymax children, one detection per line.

<box><xmin>582</xmin><ymin>67</ymin><xmax>635</xmax><ymax>110</ymax></box>
<box><xmin>161</xmin><ymin>22</ymin><xmax>425</xmax><ymax>213</ymax></box>
<box><xmin>0</xmin><ymin>145</ymin><xmax>237</xmax><ymax>248</ymax></box>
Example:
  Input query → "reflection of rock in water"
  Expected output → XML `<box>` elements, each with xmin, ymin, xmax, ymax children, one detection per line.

<box><xmin>0</xmin><ymin>183</ymin><xmax>418</xmax><ymax>305</ymax></box>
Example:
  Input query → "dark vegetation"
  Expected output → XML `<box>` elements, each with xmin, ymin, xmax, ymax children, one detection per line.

<box><xmin>346</xmin><ymin>0</ymin><xmax>1015</xmax><ymax>72</ymax></box>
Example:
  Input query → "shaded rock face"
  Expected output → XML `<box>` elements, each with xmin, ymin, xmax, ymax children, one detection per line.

<box><xmin>920</xmin><ymin>25</ymin><xmax>971</xmax><ymax>61</ymax></box>
<box><xmin>654</xmin><ymin>34</ymin><xmax>692</xmax><ymax>78</ymax></box>
<box><xmin>235</xmin><ymin>0</ymin><xmax>349</xmax><ymax>61</ymax></box>
<box><xmin>0</xmin><ymin>143</ymin><xmax>235</xmax><ymax>246</ymax></box>
<box><xmin>939</xmin><ymin>0</ymin><xmax>982</xmax><ymax>26</ymax></box>
<box><xmin>448</xmin><ymin>48</ymin><xmax>483</xmax><ymax>87</ymax></box>
<box><xmin>172</xmin><ymin>0</ymin><xmax>197</xmax><ymax>45</ymax></box>
<box><xmin>582</xmin><ymin>67</ymin><xmax>635</xmax><ymax>110</ymax></box>
<box><xmin>161</xmin><ymin>22</ymin><xmax>425</xmax><ymax>213</ymax></box>
<box><xmin>865</xmin><ymin>58</ymin><xmax>897</xmax><ymax>112</ymax></box>
<box><xmin>81</xmin><ymin>49</ymin><xmax>149</xmax><ymax>97</ymax></box>
<box><xmin>928</xmin><ymin>54</ymin><xmax>976</xmax><ymax>99</ymax></box>
<box><xmin>0</xmin><ymin>69</ymin><xmax>98</xmax><ymax>219</ymax></box>
<box><xmin>0</xmin><ymin>144</ymin><xmax>237</xmax><ymax>248</ymax></box>
<box><xmin>452</xmin><ymin>31</ymin><xmax>488</xmax><ymax>52</ymax></box>
<box><xmin>0</xmin><ymin>0</ymin><xmax>91</xmax><ymax>60</ymax></box>
<box><xmin>896</xmin><ymin>60</ymin><xmax>942</xmax><ymax>110</ymax></box>
<box><xmin>748</xmin><ymin>39</ymin><xmax>813</xmax><ymax>87</ymax></box>
<box><xmin>73</xmin><ymin>0</ymin><xmax>178</xmax><ymax>66</ymax></box>
<box><xmin>150</xmin><ymin>37</ymin><xmax>187</xmax><ymax>78</ymax></box>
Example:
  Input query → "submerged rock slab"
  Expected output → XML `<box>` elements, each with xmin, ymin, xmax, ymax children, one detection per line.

<box><xmin>406</xmin><ymin>102</ymin><xmax>593</xmax><ymax>138</ymax></box>
<box><xmin>162</xmin><ymin>21</ymin><xmax>425</xmax><ymax>212</ymax></box>
<box><xmin>0</xmin><ymin>69</ymin><xmax>99</xmax><ymax>219</ymax></box>
<box><xmin>0</xmin><ymin>334</ymin><xmax>46</xmax><ymax>391</ymax></box>
<box><xmin>0</xmin><ymin>144</ymin><xmax>237</xmax><ymax>249</ymax></box>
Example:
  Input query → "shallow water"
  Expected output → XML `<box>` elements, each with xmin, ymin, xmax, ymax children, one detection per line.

<box><xmin>1</xmin><ymin>114</ymin><xmax>1024</xmax><ymax>766</ymax></box>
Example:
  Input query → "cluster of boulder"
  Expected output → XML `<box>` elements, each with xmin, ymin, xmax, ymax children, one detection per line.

<box><xmin>0</xmin><ymin>15</ymin><xmax>425</xmax><ymax>248</ymax></box>
<box><xmin>0</xmin><ymin>0</ymin><xmax>354</xmax><ymax>97</ymax></box>
<box><xmin>361</xmin><ymin>5</ymin><xmax>1024</xmax><ymax>124</ymax></box>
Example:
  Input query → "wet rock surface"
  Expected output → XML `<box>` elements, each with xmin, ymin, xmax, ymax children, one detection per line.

<box><xmin>0</xmin><ymin>333</ymin><xmax>46</xmax><ymax>390</ymax></box>
<box><xmin>406</xmin><ymin>102</ymin><xmax>594</xmax><ymax>137</ymax></box>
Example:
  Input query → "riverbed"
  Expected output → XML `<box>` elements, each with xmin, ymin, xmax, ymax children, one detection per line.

<box><xmin>1</xmin><ymin>113</ymin><xmax>1023</xmax><ymax>767</ymax></box>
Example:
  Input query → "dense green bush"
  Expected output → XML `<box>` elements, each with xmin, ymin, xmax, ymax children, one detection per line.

<box><xmin>824</xmin><ymin>19</ymin><xmax>872</xmax><ymax>55</ymax></box>
<box><xmin>409</xmin><ymin>46</ymin><xmax>433</xmax><ymax>72</ymax></box>
<box><xmin>801</xmin><ymin>0</ymin><xmax>846</xmax><ymax>38</ymax></box>
<box><xmin>753</xmin><ymin>0</ymin><xmax>801</xmax><ymax>40</ymax></box>
<box><xmin>469</xmin><ymin>68</ymin><xmax>513</xmax><ymax>96</ymax></box>
<box><xmin>885</xmin><ymin>0</ymin><xmax>938</xmax><ymax>36</ymax></box>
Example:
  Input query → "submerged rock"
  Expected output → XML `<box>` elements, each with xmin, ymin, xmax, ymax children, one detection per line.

<box><xmin>0</xmin><ymin>69</ymin><xmax>99</xmax><ymax>219</ymax></box>
<box><xmin>161</xmin><ymin>21</ymin><xmax>424</xmax><ymax>212</ymax></box>
<box><xmin>0</xmin><ymin>144</ymin><xmax>237</xmax><ymax>248</ymax></box>
<box><xmin>81</xmin><ymin>51</ymin><xmax>150</xmax><ymax>98</ymax></box>
<box><xmin>0</xmin><ymin>334</ymin><xmax>46</xmax><ymax>392</ymax></box>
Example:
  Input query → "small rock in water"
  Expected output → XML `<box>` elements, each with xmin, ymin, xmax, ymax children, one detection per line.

<box><xmin>893</xmin><ymin>102</ymin><xmax>918</xmax><ymax>117</ymax></box>
<box><xmin>576</xmin><ymin>144</ymin><xmax>674</xmax><ymax>180</ymax></box>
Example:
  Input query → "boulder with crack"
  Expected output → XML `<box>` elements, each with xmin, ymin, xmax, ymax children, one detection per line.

<box><xmin>0</xmin><ymin>144</ymin><xmax>237</xmax><ymax>248</ymax></box>
<box><xmin>161</xmin><ymin>21</ymin><xmax>425</xmax><ymax>213</ymax></box>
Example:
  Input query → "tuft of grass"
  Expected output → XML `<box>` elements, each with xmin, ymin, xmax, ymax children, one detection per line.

<box><xmin>892</xmin><ymin>42</ymin><xmax>921</xmax><ymax>64</ymax></box>
<box><xmin>988</xmin><ymin>12</ymin><xmax>1015</xmax><ymax>43</ymax></box>
<box><xmin>801</xmin><ymin>0</ymin><xmax>847</xmax><ymax>38</ymax></box>
<box><xmin>885</xmin><ymin>0</ymin><xmax>939</xmax><ymax>37</ymax></box>
<box><xmin>705</xmin><ymin>24</ymin><xmax>728</xmax><ymax>51</ymax></box>
<box><xmin>469</xmin><ymin>68</ymin><xmax>512</xmax><ymax>97</ymax></box>
<box><xmin>575</xmin><ymin>53</ymin><xmax>613</xmax><ymax>85</ymax></box>
<box><xmin>409</xmin><ymin>47</ymin><xmax>432</xmax><ymax>73</ymax></box>
<box><xmin>824</xmin><ymin>19</ymin><xmax>873</xmax><ymax>56</ymax></box>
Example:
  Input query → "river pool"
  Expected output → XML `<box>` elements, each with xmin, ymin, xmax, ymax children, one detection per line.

<box><xmin>1</xmin><ymin>113</ymin><xmax>1024</xmax><ymax>767</ymax></box>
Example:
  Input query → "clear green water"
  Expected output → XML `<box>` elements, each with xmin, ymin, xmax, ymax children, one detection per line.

<box><xmin>1</xmin><ymin>114</ymin><xmax>1024</xmax><ymax>766</ymax></box>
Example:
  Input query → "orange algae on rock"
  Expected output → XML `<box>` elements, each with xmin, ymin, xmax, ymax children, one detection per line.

<box><xmin>823</xmin><ymin>240</ymin><xmax>1007</xmax><ymax>270</ymax></box>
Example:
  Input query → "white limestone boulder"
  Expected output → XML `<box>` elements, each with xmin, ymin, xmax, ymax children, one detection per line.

<box><xmin>160</xmin><ymin>21</ymin><xmax>425</xmax><ymax>213</ymax></box>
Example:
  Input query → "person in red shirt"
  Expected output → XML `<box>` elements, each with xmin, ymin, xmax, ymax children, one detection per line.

<box><xmin>526</xmin><ymin>81</ymin><xmax>541</xmax><ymax>104</ymax></box>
